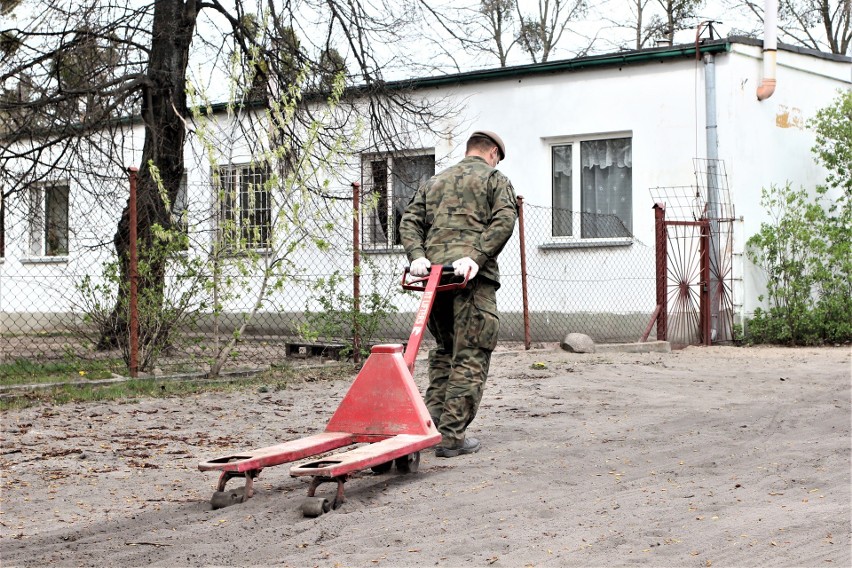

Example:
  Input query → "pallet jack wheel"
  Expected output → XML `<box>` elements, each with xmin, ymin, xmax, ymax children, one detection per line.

<box><xmin>370</xmin><ymin>461</ymin><xmax>393</xmax><ymax>474</ymax></box>
<box><xmin>394</xmin><ymin>452</ymin><xmax>420</xmax><ymax>474</ymax></box>
<box><xmin>210</xmin><ymin>486</ymin><xmax>247</xmax><ymax>510</ymax></box>
<box><xmin>301</xmin><ymin>496</ymin><xmax>331</xmax><ymax>518</ymax></box>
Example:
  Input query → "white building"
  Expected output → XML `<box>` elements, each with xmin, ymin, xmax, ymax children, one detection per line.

<box><xmin>1</xmin><ymin>36</ymin><xmax>849</xmax><ymax>346</ymax></box>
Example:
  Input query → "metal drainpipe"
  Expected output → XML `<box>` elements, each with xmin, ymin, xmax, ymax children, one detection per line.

<box><xmin>703</xmin><ymin>52</ymin><xmax>721</xmax><ymax>342</ymax></box>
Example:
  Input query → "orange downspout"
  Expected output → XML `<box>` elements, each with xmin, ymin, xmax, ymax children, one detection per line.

<box><xmin>757</xmin><ymin>0</ymin><xmax>778</xmax><ymax>101</ymax></box>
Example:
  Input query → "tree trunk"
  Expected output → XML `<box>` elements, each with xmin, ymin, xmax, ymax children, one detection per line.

<box><xmin>98</xmin><ymin>0</ymin><xmax>197</xmax><ymax>362</ymax></box>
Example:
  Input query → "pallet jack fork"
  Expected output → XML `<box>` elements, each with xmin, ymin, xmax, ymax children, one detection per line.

<box><xmin>198</xmin><ymin>265</ymin><xmax>467</xmax><ymax>516</ymax></box>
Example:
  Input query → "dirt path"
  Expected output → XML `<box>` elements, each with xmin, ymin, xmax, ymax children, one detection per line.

<box><xmin>1</xmin><ymin>345</ymin><xmax>849</xmax><ymax>567</ymax></box>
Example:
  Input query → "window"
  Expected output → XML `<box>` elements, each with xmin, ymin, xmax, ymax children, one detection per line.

<box><xmin>28</xmin><ymin>183</ymin><xmax>69</xmax><ymax>257</ymax></box>
<box><xmin>551</xmin><ymin>136</ymin><xmax>632</xmax><ymax>239</ymax></box>
<box><xmin>361</xmin><ymin>152</ymin><xmax>435</xmax><ymax>249</ymax></box>
<box><xmin>216</xmin><ymin>163</ymin><xmax>271</xmax><ymax>251</ymax></box>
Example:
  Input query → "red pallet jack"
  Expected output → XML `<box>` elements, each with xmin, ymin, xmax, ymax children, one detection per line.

<box><xmin>198</xmin><ymin>265</ymin><xmax>467</xmax><ymax>517</ymax></box>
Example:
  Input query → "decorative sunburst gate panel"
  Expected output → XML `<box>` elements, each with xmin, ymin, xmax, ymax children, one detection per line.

<box><xmin>646</xmin><ymin>159</ymin><xmax>736</xmax><ymax>347</ymax></box>
<box><xmin>652</xmin><ymin>206</ymin><xmax>711</xmax><ymax>347</ymax></box>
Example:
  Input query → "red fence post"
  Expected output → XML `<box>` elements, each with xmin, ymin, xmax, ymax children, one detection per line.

<box><xmin>352</xmin><ymin>182</ymin><xmax>361</xmax><ymax>364</ymax></box>
<box><xmin>517</xmin><ymin>195</ymin><xmax>531</xmax><ymax>350</ymax></box>
<box><xmin>700</xmin><ymin>220</ymin><xmax>711</xmax><ymax>346</ymax></box>
<box><xmin>128</xmin><ymin>167</ymin><xmax>139</xmax><ymax>377</ymax></box>
<box><xmin>653</xmin><ymin>203</ymin><xmax>667</xmax><ymax>342</ymax></box>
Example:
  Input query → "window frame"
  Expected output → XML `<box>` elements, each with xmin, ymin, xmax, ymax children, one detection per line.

<box><xmin>214</xmin><ymin>162</ymin><xmax>272</xmax><ymax>254</ymax></box>
<box><xmin>549</xmin><ymin>132</ymin><xmax>633</xmax><ymax>243</ymax></box>
<box><xmin>360</xmin><ymin>150</ymin><xmax>435</xmax><ymax>252</ymax></box>
<box><xmin>27</xmin><ymin>181</ymin><xmax>70</xmax><ymax>258</ymax></box>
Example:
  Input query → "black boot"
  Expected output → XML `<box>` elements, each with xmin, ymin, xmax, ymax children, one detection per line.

<box><xmin>435</xmin><ymin>437</ymin><xmax>481</xmax><ymax>458</ymax></box>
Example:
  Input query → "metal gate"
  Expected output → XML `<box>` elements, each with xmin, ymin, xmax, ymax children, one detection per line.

<box><xmin>646</xmin><ymin>159</ymin><xmax>736</xmax><ymax>347</ymax></box>
<box><xmin>651</xmin><ymin>204</ymin><xmax>711</xmax><ymax>346</ymax></box>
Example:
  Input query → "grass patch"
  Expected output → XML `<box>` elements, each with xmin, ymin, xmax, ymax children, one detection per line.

<box><xmin>0</xmin><ymin>362</ymin><xmax>356</xmax><ymax>411</ymax></box>
<box><xmin>0</xmin><ymin>358</ymin><xmax>124</xmax><ymax>385</ymax></box>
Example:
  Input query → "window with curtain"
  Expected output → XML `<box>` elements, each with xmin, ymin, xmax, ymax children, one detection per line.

<box><xmin>551</xmin><ymin>136</ymin><xmax>632</xmax><ymax>239</ymax></box>
<box><xmin>552</xmin><ymin>145</ymin><xmax>573</xmax><ymax>236</ymax></box>
<box><xmin>28</xmin><ymin>183</ymin><xmax>69</xmax><ymax>257</ymax></box>
<box><xmin>362</xmin><ymin>152</ymin><xmax>435</xmax><ymax>250</ymax></box>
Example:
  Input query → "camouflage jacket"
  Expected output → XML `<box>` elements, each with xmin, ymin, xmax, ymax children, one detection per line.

<box><xmin>400</xmin><ymin>155</ymin><xmax>518</xmax><ymax>287</ymax></box>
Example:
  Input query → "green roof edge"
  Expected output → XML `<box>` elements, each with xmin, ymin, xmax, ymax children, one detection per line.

<box><xmin>385</xmin><ymin>39</ymin><xmax>733</xmax><ymax>90</ymax></box>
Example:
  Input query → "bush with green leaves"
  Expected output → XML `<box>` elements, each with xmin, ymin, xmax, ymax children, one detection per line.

<box><xmin>746</xmin><ymin>90</ymin><xmax>851</xmax><ymax>345</ymax></box>
<box><xmin>76</xmin><ymin>223</ymin><xmax>208</xmax><ymax>372</ymax></box>
<box><xmin>298</xmin><ymin>265</ymin><xmax>404</xmax><ymax>360</ymax></box>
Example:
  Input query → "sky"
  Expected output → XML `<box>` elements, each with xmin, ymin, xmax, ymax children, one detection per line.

<box><xmin>0</xmin><ymin>0</ymin><xmax>821</xmax><ymax>103</ymax></box>
<box><xmin>392</xmin><ymin>0</ymin><xmax>768</xmax><ymax>75</ymax></box>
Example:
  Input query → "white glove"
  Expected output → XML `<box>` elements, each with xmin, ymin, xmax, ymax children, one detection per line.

<box><xmin>452</xmin><ymin>257</ymin><xmax>479</xmax><ymax>279</ymax></box>
<box><xmin>410</xmin><ymin>257</ymin><xmax>431</xmax><ymax>277</ymax></box>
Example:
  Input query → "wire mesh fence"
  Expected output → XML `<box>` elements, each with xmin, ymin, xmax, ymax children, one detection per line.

<box><xmin>0</xmin><ymin>174</ymin><xmax>658</xmax><ymax>376</ymax></box>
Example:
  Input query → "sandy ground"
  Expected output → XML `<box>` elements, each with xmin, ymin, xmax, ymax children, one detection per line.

<box><xmin>0</xmin><ymin>344</ymin><xmax>850</xmax><ymax>568</ymax></box>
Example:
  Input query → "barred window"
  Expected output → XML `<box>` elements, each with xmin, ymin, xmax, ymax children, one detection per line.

<box><xmin>216</xmin><ymin>163</ymin><xmax>271</xmax><ymax>251</ymax></box>
<box><xmin>361</xmin><ymin>152</ymin><xmax>434</xmax><ymax>250</ymax></box>
<box><xmin>28</xmin><ymin>183</ymin><xmax>69</xmax><ymax>257</ymax></box>
<box><xmin>552</xmin><ymin>136</ymin><xmax>633</xmax><ymax>239</ymax></box>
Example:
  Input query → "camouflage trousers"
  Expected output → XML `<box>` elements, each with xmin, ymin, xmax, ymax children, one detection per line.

<box><xmin>425</xmin><ymin>278</ymin><xmax>500</xmax><ymax>448</ymax></box>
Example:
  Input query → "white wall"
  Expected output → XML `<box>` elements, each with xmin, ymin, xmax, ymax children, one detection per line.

<box><xmin>715</xmin><ymin>44</ymin><xmax>851</xmax><ymax>316</ymax></box>
<box><xmin>3</xmin><ymin>40</ymin><xmax>849</xmax><ymax>332</ymax></box>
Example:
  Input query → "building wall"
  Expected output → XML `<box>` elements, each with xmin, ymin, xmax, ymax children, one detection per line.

<box><xmin>715</xmin><ymin>44</ymin><xmax>850</xmax><ymax>316</ymax></box>
<box><xmin>2</xmin><ymin>41</ymin><xmax>849</xmax><ymax>335</ymax></box>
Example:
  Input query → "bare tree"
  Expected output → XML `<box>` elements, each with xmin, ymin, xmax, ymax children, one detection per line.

<box><xmin>732</xmin><ymin>0</ymin><xmax>851</xmax><ymax>55</ymax></box>
<box><xmin>1</xmin><ymin>0</ymin><xmax>458</xmax><ymax>361</ymax></box>
<box><xmin>632</xmin><ymin>0</ymin><xmax>660</xmax><ymax>48</ymax></box>
<box><xmin>516</xmin><ymin>0</ymin><xmax>589</xmax><ymax>62</ymax></box>
<box><xmin>479</xmin><ymin>0</ymin><xmax>520</xmax><ymax>66</ymax></box>
<box><xmin>653</xmin><ymin>0</ymin><xmax>705</xmax><ymax>44</ymax></box>
<box><xmin>597</xmin><ymin>0</ymin><xmax>666</xmax><ymax>49</ymax></box>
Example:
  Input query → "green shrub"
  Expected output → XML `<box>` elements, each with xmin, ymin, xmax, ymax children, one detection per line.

<box><xmin>745</xmin><ymin>90</ymin><xmax>852</xmax><ymax>345</ymax></box>
<box><xmin>298</xmin><ymin>265</ymin><xmax>404</xmax><ymax>360</ymax></box>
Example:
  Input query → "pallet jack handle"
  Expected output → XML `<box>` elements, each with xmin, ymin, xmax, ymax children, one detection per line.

<box><xmin>400</xmin><ymin>264</ymin><xmax>469</xmax><ymax>373</ymax></box>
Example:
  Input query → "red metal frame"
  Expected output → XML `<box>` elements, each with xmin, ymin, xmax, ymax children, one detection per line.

<box><xmin>352</xmin><ymin>181</ymin><xmax>361</xmax><ymax>364</ymax></box>
<box><xmin>517</xmin><ymin>195</ymin><xmax>531</xmax><ymax>350</ymax></box>
<box><xmin>127</xmin><ymin>167</ymin><xmax>139</xmax><ymax>377</ymax></box>
<box><xmin>648</xmin><ymin>203</ymin><xmax>712</xmax><ymax>346</ymax></box>
<box><xmin>653</xmin><ymin>203</ymin><xmax>667</xmax><ymax>341</ymax></box>
<box><xmin>399</xmin><ymin>264</ymin><xmax>468</xmax><ymax>372</ymax></box>
<box><xmin>198</xmin><ymin>265</ymin><xmax>464</xmax><ymax>510</ymax></box>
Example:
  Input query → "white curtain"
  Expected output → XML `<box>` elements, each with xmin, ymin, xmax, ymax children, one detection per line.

<box><xmin>552</xmin><ymin>145</ymin><xmax>573</xmax><ymax>236</ymax></box>
<box><xmin>581</xmin><ymin>139</ymin><xmax>632</xmax><ymax>169</ymax></box>
<box><xmin>581</xmin><ymin>138</ymin><xmax>632</xmax><ymax>238</ymax></box>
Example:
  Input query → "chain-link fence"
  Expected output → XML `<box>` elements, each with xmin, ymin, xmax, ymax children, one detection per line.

<box><xmin>0</xmin><ymin>174</ymin><xmax>657</xmax><ymax>375</ymax></box>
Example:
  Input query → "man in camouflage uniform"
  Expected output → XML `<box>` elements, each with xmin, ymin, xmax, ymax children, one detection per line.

<box><xmin>399</xmin><ymin>130</ymin><xmax>518</xmax><ymax>458</ymax></box>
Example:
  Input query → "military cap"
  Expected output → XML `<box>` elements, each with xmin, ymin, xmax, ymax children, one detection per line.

<box><xmin>470</xmin><ymin>130</ymin><xmax>506</xmax><ymax>161</ymax></box>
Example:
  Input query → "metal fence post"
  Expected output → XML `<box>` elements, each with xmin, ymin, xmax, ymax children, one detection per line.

<box><xmin>700</xmin><ymin>220</ymin><xmax>711</xmax><ymax>345</ymax></box>
<box><xmin>352</xmin><ymin>181</ymin><xmax>361</xmax><ymax>364</ymax></box>
<box><xmin>128</xmin><ymin>167</ymin><xmax>139</xmax><ymax>377</ymax></box>
<box><xmin>654</xmin><ymin>203</ymin><xmax>667</xmax><ymax>342</ymax></box>
<box><xmin>517</xmin><ymin>195</ymin><xmax>531</xmax><ymax>350</ymax></box>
